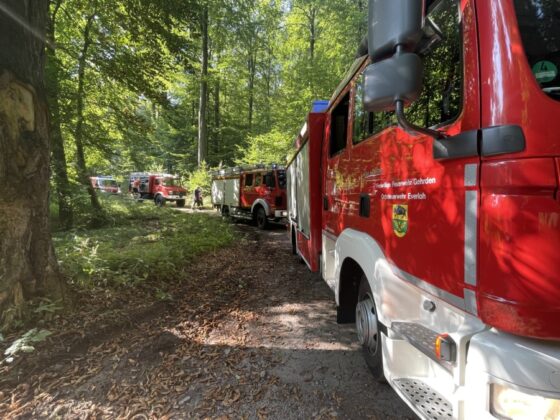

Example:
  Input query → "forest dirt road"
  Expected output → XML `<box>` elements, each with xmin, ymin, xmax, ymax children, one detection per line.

<box><xmin>0</xmin><ymin>217</ymin><xmax>414</xmax><ymax>419</ymax></box>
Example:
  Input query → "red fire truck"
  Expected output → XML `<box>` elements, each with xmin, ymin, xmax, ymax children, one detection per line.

<box><xmin>288</xmin><ymin>1</ymin><xmax>560</xmax><ymax>418</ymax></box>
<box><xmin>128</xmin><ymin>172</ymin><xmax>187</xmax><ymax>207</ymax></box>
<box><xmin>90</xmin><ymin>176</ymin><xmax>121</xmax><ymax>194</ymax></box>
<box><xmin>211</xmin><ymin>164</ymin><xmax>287</xmax><ymax>229</ymax></box>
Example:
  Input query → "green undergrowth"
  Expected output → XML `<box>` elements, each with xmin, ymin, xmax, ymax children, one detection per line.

<box><xmin>53</xmin><ymin>197</ymin><xmax>234</xmax><ymax>289</ymax></box>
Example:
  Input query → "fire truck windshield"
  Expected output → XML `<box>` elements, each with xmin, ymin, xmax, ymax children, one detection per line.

<box><xmin>162</xmin><ymin>178</ymin><xmax>179</xmax><ymax>187</ymax></box>
<box><xmin>99</xmin><ymin>179</ymin><xmax>117</xmax><ymax>187</ymax></box>
<box><xmin>513</xmin><ymin>0</ymin><xmax>560</xmax><ymax>100</ymax></box>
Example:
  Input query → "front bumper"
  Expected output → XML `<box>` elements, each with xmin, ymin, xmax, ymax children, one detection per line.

<box><xmin>464</xmin><ymin>329</ymin><xmax>560</xmax><ymax>418</ymax></box>
<box><xmin>274</xmin><ymin>210</ymin><xmax>288</xmax><ymax>218</ymax></box>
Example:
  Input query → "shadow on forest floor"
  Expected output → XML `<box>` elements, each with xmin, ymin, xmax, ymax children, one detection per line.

<box><xmin>0</xmin><ymin>220</ymin><xmax>414</xmax><ymax>419</ymax></box>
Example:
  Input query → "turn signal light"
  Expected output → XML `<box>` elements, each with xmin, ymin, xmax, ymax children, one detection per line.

<box><xmin>435</xmin><ymin>334</ymin><xmax>456</xmax><ymax>362</ymax></box>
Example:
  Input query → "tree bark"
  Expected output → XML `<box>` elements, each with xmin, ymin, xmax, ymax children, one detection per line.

<box><xmin>308</xmin><ymin>7</ymin><xmax>316</xmax><ymax>63</ymax></box>
<box><xmin>0</xmin><ymin>0</ymin><xmax>65</xmax><ymax>329</ymax></box>
<box><xmin>248</xmin><ymin>52</ymin><xmax>256</xmax><ymax>131</ymax></box>
<box><xmin>197</xmin><ymin>5</ymin><xmax>209</xmax><ymax>167</ymax></box>
<box><xmin>264</xmin><ymin>47</ymin><xmax>272</xmax><ymax>128</ymax></box>
<box><xmin>213</xmin><ymin>77</ymin><xmax>220</xmax><ymax>157</ymax></box>
<box><xmin>75</xmin><ymin>11</ymin><xmax>103</xmax><ymax>215</ymax></box>
<box><xmin>46</xmin><ymin>0</ymin><xmax>73</xmax><ymax>229</ymax></box>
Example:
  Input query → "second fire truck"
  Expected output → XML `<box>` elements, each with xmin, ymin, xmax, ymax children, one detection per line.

<box><xmin>211</xmin><ymin>164</ymin><xmax>288</xmax><ymax>229</ymax></box>
<box><xmin>128</xmin><ymin>172</ymin><xmax>187</xmax><ymax>207</ymax></box>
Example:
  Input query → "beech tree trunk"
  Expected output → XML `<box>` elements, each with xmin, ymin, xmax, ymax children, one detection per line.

<box><xmin>248</xmin><ymin>53</ymin><xmax>256</xmax><ymax>131</ymax></box>
<box><xmin>197</xmin><ymin>6</ymin><xmax>209</xmax><ymax>167</ymax></box>
<box><xmin>213</xmin><ymin>77</ymin><xmax>220</xmax><ymax>157</ymax></box>
<box><xmin>0</xmin><ymin>0</ymin><xmax>65</xmax><ymax>328</ymax></box>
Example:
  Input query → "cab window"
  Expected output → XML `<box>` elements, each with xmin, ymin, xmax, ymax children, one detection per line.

<box><xmin>329</xmin><ymin>92</ymin><xmax>350</xmax><ymax>156</ymax></box>
<box><xmin>353</xmin><ymin>76</ymin><xmax>396</xmax><ymax>144</ymax></box>
<box><xmin>255</xmin><ymin>174</ymin><xmax>262</xmax><ymax>187</ymax></box>
<box><xmin>277</xmin><ymin>170</ymin><xmax>286</xmax><ymax>189</ymax></box>
<box><xmin>352</xmin><ymin>0</ymin><xmax>462</xmax><ymax>142</ymax></box>
<box><xmin>245</xmin><ymin>174</ymin><xmax>253</xmax><ymax>187</ymax></box>
<box><xmin>264</xmin><ymin>172</ymin><xmax>276</xmax><ymax>188</ymax></box>
<box><xmin>513</xmin><ymin>0</ymin><xmax>560</xmax><ymax>101</ymax></box>
<box><xmin>406</xmin><ymin>0</ymin><xmax>463</xmax><ymax>127</ymax></box>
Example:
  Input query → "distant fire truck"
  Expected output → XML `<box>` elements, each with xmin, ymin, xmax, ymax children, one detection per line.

<box><xmin>288</xmin><ymin>1</ymin><xmax>560</xmax><ymax>419</ymax></box>
<box><xmin>90</xmin><ymin>176</ymin><xmax>121</xmax><ymax>194</ymax></box>
<box><xmin>128</xmin><ymin>172</ymin><xmax>187</xmax><ymax>207</ymax></box>
<box><xmin>211</xmin><ymin>164</ymin><xmax>287</xmax><ymax>229</ymax></box>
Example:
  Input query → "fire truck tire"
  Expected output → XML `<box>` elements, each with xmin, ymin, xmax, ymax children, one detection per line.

<box><xmin>255</xmin><ymin>206</ymin><xmax>268</xmax><ymax>230</ymax></box>
<box><xmin>356</xmin><ymin>276</ymin><xmax>385</xmax><ymax>382</ymax></box>
<box><xmin>176</xmin><ymin>200</ymin><xmax>186</xmax><ymax>208</ymax></box>
<box><xmin>155</xmin><ymin>195</ymin><xmax>166</xmax><ymax>207</ymax></box>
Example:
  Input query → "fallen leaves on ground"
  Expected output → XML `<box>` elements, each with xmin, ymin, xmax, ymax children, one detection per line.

<box><xmin>0</xmin><ymin>224</ymin><xmax>412</xmax><ymax>419</ymax></box>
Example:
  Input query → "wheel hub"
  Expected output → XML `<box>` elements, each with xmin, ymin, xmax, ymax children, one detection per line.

<box><xmin>356</xmin><ymin>298</ymin><xmax>378</xmax><ymax>351</ymax></box>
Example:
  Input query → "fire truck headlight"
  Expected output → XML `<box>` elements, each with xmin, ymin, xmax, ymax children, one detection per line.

<box><xmin>491</xmin><ymin>384</ymin><xmax>560</xmax><ymax>419</ymax></box>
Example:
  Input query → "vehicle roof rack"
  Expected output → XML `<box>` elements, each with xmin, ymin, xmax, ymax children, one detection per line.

<box><xmin>211</xmin><ymin>164</ymin><xmax>285</xmax><ymax>178</ymax></box>
<box><xmin>129</xmin><ymin>172</ymin><xmax>178</xmax><ymax>178</ymax></box>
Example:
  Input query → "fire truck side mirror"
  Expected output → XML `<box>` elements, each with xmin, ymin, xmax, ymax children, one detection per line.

<box><xmin>362</xmin><ymin>53</ymin><xmax>423</xmax><ymax>113</ymax></box>
<box><xmin>368</xmin><ymin>0</ymin><xmax>424</xmax><ymax>60</ymax></box>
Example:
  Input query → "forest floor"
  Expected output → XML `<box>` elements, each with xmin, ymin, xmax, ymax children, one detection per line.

<box><xmin>0</xmin><ymin>213</ymin><xmax>414</xmax><ymax>419</ymax></box>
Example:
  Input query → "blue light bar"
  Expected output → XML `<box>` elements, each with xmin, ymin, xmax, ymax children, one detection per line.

<box><xmin>311</xmin><ymin>100</ymin><xmax>329</xmax><ymax>113</ymax></box>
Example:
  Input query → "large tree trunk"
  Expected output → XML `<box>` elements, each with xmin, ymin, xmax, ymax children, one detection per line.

<box><xmin>0</xmin><ymin>0</ymin><xmax>65</xmax><ymax>329</ymax></box>
<box><xmin>46</xmin><ymin>0</ymin><xmax>73</xmax><ymax>230</ymax></box>
<box><xmin>197</xmin><ymin>6</ymin><xmax>209</xmax><ymax>167</ymax></box>
<box><xmin>75</xmin><ymin>12</ymin><xmax>103</xmax><ymax>215</ymax></box>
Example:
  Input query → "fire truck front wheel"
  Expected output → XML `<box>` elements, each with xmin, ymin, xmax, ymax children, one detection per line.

<box><xmin>356</xmin><ymin>276</ymin><xmax>385</xmax><ymax>382</ymax></box>
<box><xmin>255</xmin><ymin>206</ymin><xmax>268</xmax><ymax>230</ymax></box>
<box><xmin>176</xmin><ymin>200</ymin><xmax>185</xmax><ymax>208</ymax></box>
<box><xmin>155</xmin><ymin>195</ymin><xmax>166</xmax><ymax>207</ymax></box>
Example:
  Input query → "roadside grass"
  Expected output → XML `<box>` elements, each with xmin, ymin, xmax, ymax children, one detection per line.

<box><xmin>0</xmin><ymin>198</ymin><xmax>234</xmax><ymax>361</ymax></box>
<box><xmin>52</xmin><ymin>196</ymin><xmax>234</xmax><ymax>289</ymax></box>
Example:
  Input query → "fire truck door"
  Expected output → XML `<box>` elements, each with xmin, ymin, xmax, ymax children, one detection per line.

<box><xmin>241</xmin><ymin>173</ymin><xmax>255</xmax><ymax>208</ymax></box>
<box><xmin>387</xmin><ymin>0</ymin><xmax>480</xmax><ymax>305</ymax></box>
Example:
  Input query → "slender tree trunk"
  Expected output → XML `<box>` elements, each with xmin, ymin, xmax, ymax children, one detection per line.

<box><xmin>213</xmin><ymin>77</ymin><xmax>220</xmax><ymax>156</ymax></box>
<box><xmin>46</xmin><ymin>0</ymin><xmax>73</xmax><ymax>229</ymax></box>
<box><xmin>248</xmin><ymin>52</ymin><xmax>256</xmax><ymax>131</ymax></box>
<box><xmin>309</xmin><ymin>8</ymin><xmax>316</xmax><ymax>63</ymax></box>
<box><xmin>75</xmin><ymin>12</ymin><xmax>102</xmax><ymax>214</ymax></box>
<box><xmin>197</xmin><ymin>6</ymin><xmax>209</xmax><ymax>166</ymax></box>
<box><xmin>0</xmin><ymin>0</ymin><xmax>65</xmax><ymax>328</ymax></box>
<box><xmin>265</xmin><ymin>47</ymin><xmax>272</xmax><ymax>128</ymax></box>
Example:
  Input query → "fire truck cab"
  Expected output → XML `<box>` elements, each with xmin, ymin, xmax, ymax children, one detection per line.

<box><xmin>211</xmin><ymin>165</ymin><xmax>288</xmax><ymax>229</ymax></box>
<box><xmin>288</xmin><ymin>1</ymin><xmax>560</xmax><ymax>419</ymax></box>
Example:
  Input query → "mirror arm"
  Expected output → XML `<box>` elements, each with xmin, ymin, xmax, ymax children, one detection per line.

<box><xmin>395</xmin><ymin>100</ymin><xmax>447</xmax><ymax>139</ymax></box>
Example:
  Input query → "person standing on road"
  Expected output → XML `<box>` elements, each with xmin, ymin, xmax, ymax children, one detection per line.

<box><xmin>192</xmin><ymin>186</ymin><xmax>203</xmax><ymax>210</ymax></box>
<box><xmin>132</xmin><ymin>178</ymin><xmax>141</xmax><ymax>195</ymax></box>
